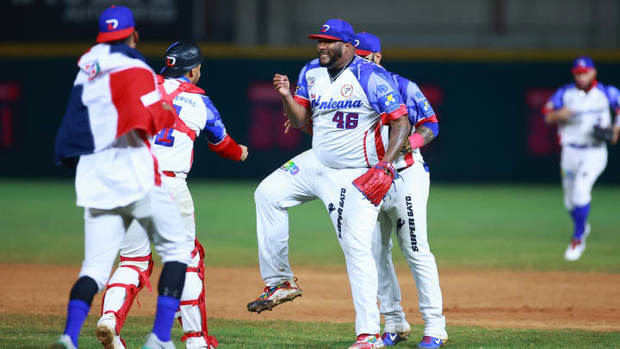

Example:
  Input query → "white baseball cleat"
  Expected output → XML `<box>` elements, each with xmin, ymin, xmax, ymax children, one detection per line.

<box><xmin>564</xmin><ymin>224</ymin><xmax>590</xmax><ymax>261</ymax></box>
<box><xmin>142</xmin><ymin>333</ymin><xmax>176</xmax><ymax>349</ymax></box>
<box><xmin>384</xmin><ymin>318</ymin><xmax>411</xmax><ymax>337</ymax></box>
<box><xmin>185</xmin><ymin>336</ymin><xmax>215</xmax><ymax>349</ymax></box>
<box><xmin>96</xmin><ymin>313</ymin><xmax>126</xmax><ymax>349</ymax></box>
<box><xmin>50</xmin><ymin>334</ymin><xmax>77</xmax><ymax>349</ymax></box>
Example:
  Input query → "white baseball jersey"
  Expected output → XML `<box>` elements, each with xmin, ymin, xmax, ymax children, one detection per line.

<box><xmin>294</xmin><ymin>56</ymin><xmax>407</xmax><ymax>169</ymax></box>
<box><xmin>153</xmin><ymin>76</ymin><xmax>228</xmax><ymax>178</ymax></box>
<box><xmin>544</xmin><ymin>82</ymin><xmax>620</xmax><ymax>147</ymax></box>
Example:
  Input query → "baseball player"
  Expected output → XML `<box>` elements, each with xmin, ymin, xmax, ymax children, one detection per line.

<box><xmin>94</xmin><ymin>41</ymin><xmax>248</xmax><ymax>349</ymax></box>
<box><xmin>543</xmin><ymin>56</ymin><xmax>620</xmax><ymax>261</ymax></box>
<box><xmin>52</xmin><ymin>6</ymin><xmax>194</xmax><ymax>349</ymax></box>
<box><xmin>354</xmin><ymin>32</ymin><xmax>447</xmax><ymax>348</ymax></box>
<box><xmin>248</xmin><ymin>19</ymin><xmax>411</xmax><ymax>349</ymax></box>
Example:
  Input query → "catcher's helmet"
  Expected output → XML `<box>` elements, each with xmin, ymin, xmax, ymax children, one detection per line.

<box><xmin>160</xmin><ymin>41</ymin><xmax>203</xmax><ymax>78</ymax></box>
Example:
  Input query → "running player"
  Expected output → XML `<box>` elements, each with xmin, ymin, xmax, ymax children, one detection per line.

<box><xmin>543</xmin><ymin>56</ymin><xmax>620</xmax><ymax>261</ymax></box>
<box><xmin>95</xmin><ymin>41</ymin><xmax>247</xmax><ymax>349</ymax></box>
<box><xmin>249</xmin><ymin>19</ymin><xmax>410</xmax><ymax>349</ymax></box>
<box><xmin>355</xmin><ymin>32</ymin><xmax>447</xmax><ymax>348</ymax></box>
<box><xmin>52</xmin><ymin>6</ymin><xmax>194</xmax><ymax>349</ymax></box>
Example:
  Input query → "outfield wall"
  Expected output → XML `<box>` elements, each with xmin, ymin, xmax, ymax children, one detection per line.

<box><xmin>1</xmin><ymin>44</ymin><xmax>620</xmax><ymax>182</ymax></box>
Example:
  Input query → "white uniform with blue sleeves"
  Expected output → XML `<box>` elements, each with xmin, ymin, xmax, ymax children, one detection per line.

<box><xmin>255</xmin><ymin>56</ymin><xmax>407</xmax><ymax>336</ymax></box>
<box><xmin>545</xmin><ymin>82</ymin><xmax>619</xmax><ymax>210</ymax></box>
<box><xmin>101</xmin><ymin>77</ymin><xmax>226</xmax><ymax>344</ymax></box>
<box><xmin>372</xmin><ymin>73</ymin><xmax>448</xmax><ymax>340</ymax></box>
<box><xmin>153</xmin><ymin>76</ymin><xmax>228</xmax><ymax>178</ymax></box>
<box><xmin>294</xmin><ymin>57</ymin><xmax>405</xmax><ymax>168</ymax></box>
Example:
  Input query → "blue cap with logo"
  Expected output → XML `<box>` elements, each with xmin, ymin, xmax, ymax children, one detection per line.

<box><xmin>354</xmin><ymin>32</ymin><xmax>381</xmax><ymax>56</ymax></box>
<box><xmin>96</xmin><ymin>5</ymin><xmax>135</xmax><ymax>43</ymax></box>
<box><xmin>572</xmin><ymin>56</ymin><xmax>595</xmax><ymax>74</ymax></box>
<box><xmin>308</xmin><ymin>19</ymin><xmax>355</xmax><ymax>43</ymax></box>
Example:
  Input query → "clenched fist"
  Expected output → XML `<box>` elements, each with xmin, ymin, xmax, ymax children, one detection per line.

<box><xmin>273</xmin><ymin>73</ymin><xmax>291</xmax><ymax>97</ymax></box>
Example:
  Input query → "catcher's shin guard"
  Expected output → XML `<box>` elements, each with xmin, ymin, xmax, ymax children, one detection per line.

<box><xmin>100</xmin><ymin>254</ymin><xmax>154</xmax><ymax>335</ymax></box>
<box><xmin>177</xmin><ymin>240</ymin><xmax>218</xmax><ymax>348</ymax></box>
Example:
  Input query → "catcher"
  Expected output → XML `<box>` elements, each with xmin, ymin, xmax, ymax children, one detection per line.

<box><xmin>543</xmin><ymin>55</ymin><xmax>620</xmax><ymax>261</ymax></box>
<box><xmin>95</xmin><ymin>41</ymin><xmax>248</xmax><ymax>349</ymax></box>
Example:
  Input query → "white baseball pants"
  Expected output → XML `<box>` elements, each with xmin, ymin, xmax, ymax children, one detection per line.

<box><xmin>255</xmin><ymin>149</ymin><xmax>382</xmax><ymax>335</ymax></box>
<box><xmin>561</xmin><ymin>145</ymin><xmax>607</xmax><ymax>209</ymax></box>
<box><xmin>373</xmin><ymin>162</ymin><xmax>447</xmax><ymax>339</ymax></box>
<box><xmin>79</xmin><ymin>184</ymin><xmax>194</xmax><ymax>291</ymax></box>
<box><xmin>119</xmin><ymin>176</ymin><xmax>196</xmax><ymax>258</ymax></box>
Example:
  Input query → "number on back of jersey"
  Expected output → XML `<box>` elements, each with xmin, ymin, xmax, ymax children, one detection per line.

<box><xmin>154</xmin><ymin>128</ymin><xmax>175</xmax><ymax>147</ymax></box>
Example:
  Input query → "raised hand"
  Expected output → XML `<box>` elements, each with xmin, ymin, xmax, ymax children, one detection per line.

<box><xmin>273</xmin><ymin>73</ymin><xmax>291</xmax><ymax>97</ymax></box>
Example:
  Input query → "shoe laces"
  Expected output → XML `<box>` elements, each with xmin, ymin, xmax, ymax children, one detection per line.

<box><xmin>382</xmin><ymin>332</ymin><xmax>397</xmax><ymax>340</ymax></box>
<box><xmin>258</xmin><ymin>281</ymin><xmax>290</xmax><ymax>300</ymax></box>
<box><xmin>571</xmin><ymin>238</ymin><xmax>582</xmax><ymax>249</ymax></box>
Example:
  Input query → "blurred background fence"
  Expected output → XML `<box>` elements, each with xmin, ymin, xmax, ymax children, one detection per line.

<box><xmin>2</xmin><ymin>0</ymin><xmax>620</xmax><ymax>182</ymax></box>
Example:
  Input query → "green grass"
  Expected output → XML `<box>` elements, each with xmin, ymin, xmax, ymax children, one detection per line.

<box><xmin>1</xmin><ymin>180</ymin><xmax>620</xmax><ymax>347</ymax></box>
<box><xmin>1</xmin><ymin>314</ymin><xmax>619</xmax><ymax>349</ymax></box>
<box><xmin>1</xmin><ymin>180</ymin><xmax>619</xmax><ymax>272</ymax></box>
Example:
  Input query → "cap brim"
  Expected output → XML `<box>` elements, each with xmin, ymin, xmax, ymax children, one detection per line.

<box><xmin>355</xmin><ymin>49</ymin><xmax>373</xmax><ymax>56</ymax></box>
<box><xmin>96</xmin><ymin>27</ymin><xmax>134</xmax><ymax>43</ymax></box>
<box><xmin>308</xmin><ymin>34</ymin><xmax>343</xmax><ymax>41</ymax></box>
<box><xmin>571</xmin><ymin>66</ymin><xmax>594</xmax><ymax>74</ymax></box>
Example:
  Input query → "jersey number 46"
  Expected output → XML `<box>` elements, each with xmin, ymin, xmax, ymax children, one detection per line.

<box><xmin>332</xmin><ymin>112</ymin><xmax>359</xmax><ymax>129</ymax></box>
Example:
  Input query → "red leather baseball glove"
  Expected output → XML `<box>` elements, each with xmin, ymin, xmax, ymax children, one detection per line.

<box><xmin>352</xmin><ymin>161</ymin><xmax>397</xmax><ymax>206</ymax></box>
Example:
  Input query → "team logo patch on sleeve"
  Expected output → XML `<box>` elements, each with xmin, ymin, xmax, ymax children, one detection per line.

<box><xmin>296</xmin><ymin>85</ymin><xmax>307</xmax><ymax>95</ymax></box>
<box><xmin>84</xmin><ymin>61</ymin><xmax>101</xmax><ymax>81</ymax></box>
<box><xmin>377</xmin><ymin>92</ymin><xmax>401</xmax><ymax>113</ymax></box>
<box><xmin>383</xmin><ymin>93</ymin><xmax>397</xmax><ymax>107</ymax></box>
<box><xmin>420</xmin><ymin>100</ymin><xmax>434</xmax><ymax>117</ymax></box>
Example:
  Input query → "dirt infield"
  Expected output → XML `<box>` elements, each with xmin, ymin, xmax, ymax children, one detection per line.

<box><xmin>1</xmin><ymin>264</ymin><xmax>619</xmax><ymax>331</ymax></box>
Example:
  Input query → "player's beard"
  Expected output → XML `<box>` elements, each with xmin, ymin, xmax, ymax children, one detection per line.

<box><xmin>319</xmin><ymin>43</ymin><xmax>343</xmax><ymax>68</ymax></box>
<box><xmin>576</xmin><ymin>78</ymin><xmax>594</xmax><ymax>90</ymax></box>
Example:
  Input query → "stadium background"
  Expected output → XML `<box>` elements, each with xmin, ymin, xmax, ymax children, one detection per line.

<box><xmin>2</xmin><ymin>0</ymin><xmax>620</xmax><ymax>182</ymax></box>
<box><xmin>1</xmin><ymin>1</ymin><xmax>619</xmax><ymax>348</ymax></box>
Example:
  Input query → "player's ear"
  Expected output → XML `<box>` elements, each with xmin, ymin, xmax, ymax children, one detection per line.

<box><xmin>374</xmin><ymin>52</ymin><xmax>382</xmax><ymax>65</ymax></box>
<box><xmin>132</xmin><ymin>30</ymin><xmax>139</xmax><ymax>46</ymax></box>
